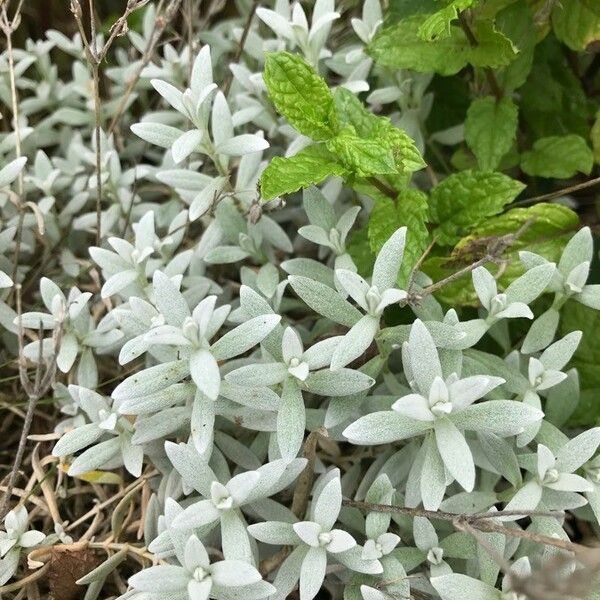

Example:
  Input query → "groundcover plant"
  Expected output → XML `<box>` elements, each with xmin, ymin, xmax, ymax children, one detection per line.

<box><xmin>0</xmin><ymin>0</ymin><xmax>600</xmax><ymax>598</ymax></box>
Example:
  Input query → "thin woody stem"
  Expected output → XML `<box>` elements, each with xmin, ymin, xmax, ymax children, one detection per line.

<box><xmin>108</xmin><ymin>0</ymin><xmax>183</xmax><ymax>135</ymax></box>
<box><xmin>92</xmin><ymin>63</ymin><xmax>103</xmax><ymax>246</ymax></box>
<box><xmin>343</xmin><ymin>499</ymin><xmax>587</xmax><ymax>554</ymax></box>
<box><xmin>0</xmin><ymin>287</ymin><xmax>60</xmax><ymax>519</ymax></box>
<box><xmin>0</xmin><ymin>5</ymin><xmax>25</xmax><ymax>285</ymax></box>
<box><xmin>405</xmin><ymin>219</ymin><xmax>534</xmax><ymax>303</ymax></box>
<box><xmin>222</xmin><ymin>0</ymin><xmax>259</xmax><ymax>96</ymax></box>
<box><xmin>71</xmin><ymin>0</ymin><xmax>149</xmax><ymax>244</ymax></box>
<box><xmin>0</xmin><ymin>289</ymin><xmax>40</xmax><ymax>519</ymax></box>
<box><xmin>367</xmin><ymin>176</ymin><xmax>398</xmax><ymax>200</ymax></box>
<box><xmin>512</xmin><ymin>175</ymin><xmax>600</xmax><ymax>207</ymax></box>
<box><xmin>292</xmin><ymin>427</ymin><xmax>327</xmax><ymax>519</ymax></box>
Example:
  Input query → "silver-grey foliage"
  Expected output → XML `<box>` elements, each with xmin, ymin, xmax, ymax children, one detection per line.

<box><xmin>1</xmin><ymin>1</ymin><xmax>600</xmax><ymax>599</ymax></box>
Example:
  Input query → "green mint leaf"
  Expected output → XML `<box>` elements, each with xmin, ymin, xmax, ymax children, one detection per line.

<box><xmin>495</xmin><ymin>1</ymin><xmax>536</xmax><ymax>91</ymax></box>
<box><xmin>368</xmin><ymin>200</ymin><xmax>401</xmax><ymax>255</ymax></box>
<box><xmin>429</xmin><ymin>170</ymin><xmax>525</xmax><ymax>245</ymax></box>
<box><xmin>379</xmin><ymin>125</ymin><xmax>428</xmax><ymax>173</ymax></box>
<box><xmin>263</xmin><ymin>51</ymin><xmax>337</xmax><ymax>140</ymax></box>
<box><xmin>458</xmin><ymin>203</ymin><xmax>579</xmax><ymax>246</ymax></box>
<box><xmin>417</xmin><ymin>0</ymin><xmax>476</xmax><ymax>42</ymax></box>
<box><xmin>334</xmin><ymin>87</ymin><xmax>382</xmax><ymax>137</ymax></box>
<box><xmin>368</xmin><ymin>15</ymin><xmax>517</xmax><ymax>75</ymax></box>
<box><xmin>368</xmin><ymin>188</ymin><xmax>430</xmax><ymax>287</ymax></box>
<box><xmin>333</xmin><ymin>88</ymin><xmax>425</xmax><ymax>174</ymax></box>
<box><xmin>368</xmin><ymin>15</ymin><xmax>467</xmax><ymax>75</ymax></box>
<box><xmin>424</xmin><ymin>203</ymin><xmax>579</xmax><ymax>304</ymax></box>
<box><xmin>326</xmin><ymin>127</ymin><xmax>397</xmax><ymax>177</ymax></box>
<box><xmin>385</xmin><ymin>0</ymin><xmax>440</xmax><ymax>24</ymax></box>
<box><xmin>520</xmin><ymin>135</ymin><xmax>594</xmax><ymax>179</ymax></box>
<box><xmin>259</xmin><ymin>144</ymin><xmax>347</xmax><ymax>200</ymax></box>
<box><xmin>465</xmin><ymin>96</ymin><xmax>518</xmax><ymax>171</ymax></box>
<box><xmin>387</xmin><ymin>0</ymin><xmax>439</xmax><ymax>22</ymax></box>
<box><xmin>552</xmin><ymin>0</ymin><xmax>600</xmax><ymax>51</ymax></box>
<box><xmin>468</xmin><ymin>21</ymin><xmax>519</xmax><ymax>68</ymax></box>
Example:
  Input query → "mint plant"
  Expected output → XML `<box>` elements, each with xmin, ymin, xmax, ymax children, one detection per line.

<box><xmin>0</xmin><ymin>1</ymin><xmax>599</xmax><ymax>599</ymax></box>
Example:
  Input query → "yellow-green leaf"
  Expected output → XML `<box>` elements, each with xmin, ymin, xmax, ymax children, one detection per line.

<box><xmin>423</xmin><ymin>203</ymin><xmax>579</xmax><ymax>304</ymax></box>
<box><xmin>552</xmin><ymin>0</ymin><xmax>600</xmax><ymax>51</ymax></box>
<box><xmin>60</xmin><ymin>463</ymin><xmax>123</xmax><ymax>485</ymax></box>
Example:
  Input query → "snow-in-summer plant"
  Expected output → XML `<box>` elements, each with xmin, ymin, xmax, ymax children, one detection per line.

<box><xmin>127</xmin><ymin>533</ymin><xmax>275</xmax><ymax>600</ymax></box>
<box><xmin>1</xmin><ymin>1</ymin><xmax>600</xmax><ymax>599</ymax></box>
<box><xmin>248</xmin><ymin>469</ymin><xmax>383</xmax><ymax>600</ymax></box>
<box><xmin>520</xmin><ymin>227</ymin><xmax>600</xmax><ymax>353</ymax></box>
<box><xmin>343</xmin><ymin>318</ymin><xmax>543</xmax><ymax>509</ymax></box>
<box><xmin>331</xmin><ymin>226</ymin><xmax>408</xmax><ymax>369</ymax></box>
<box><xmin>0</xmin><ymin>507</ymin><xmax>45</xmax><ymax>585</ymax></box>
<box><xmin>225</xmin><ymin>325</ymin><xmax>373</xmax><ymax>459</ymax></box>
<box><xmin>432</xmin><ymin>556</ymin><xmax>533</xmax><ymax>600</ymax></box>
<box><xmin>52</xmin><ymin>385</ymin><xmax>144</xmax><ymax>477</ymax></box>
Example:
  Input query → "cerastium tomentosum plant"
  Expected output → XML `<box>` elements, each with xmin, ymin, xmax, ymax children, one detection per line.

<box><xmin>1</xmin><ymin>1</ymin><xmax>600</xmax><ymax>598</ymax></box>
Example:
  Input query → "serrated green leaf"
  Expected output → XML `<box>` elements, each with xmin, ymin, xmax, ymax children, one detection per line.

<box><xmin>417</xmin><ymin>0</ymin><xmax>476</xmax><ymax>42</ymax></box>
<box><xmin>397</xmin><ymin>191</ymin><xmax>431</xmax><ymax>286</ymax></box>
<box><xmin>368</xmin><ymin>189</ymin><xmax>430</xmax><ymax>287</ymax></box>
<box><xmin>333</xmin><ymin>88</ymin><xmax>425</xmax><ymax>174</ymax></box>
<box><xmin>387</xmin><ymin>0</ymin><xmax>439</xmax><ymax>22</ymax></box>
<box><xmin>369</xmin><ymin>15</ymin><xmax>467</xmax><ymax>75</ymax></box>
<box><xmin>334</xmin><ymin>87</ymin><xmax>380</xmax><ymax>137</ymax></box>
<box><xmin>495</xmin><ymin>0</ymin><xmax>535</xmax><ymax>91</ymax></box>
<box><xmin>422</xmin><ymin>203</ymin><xmax>579</xmax><ymax>304</ymax></box>
<box><xmin>326</xmin><ymin>127</ymin><xmax>396</xmax><ymax>177</ymax></box>
<box><xmin>456</xmin><ymin>203</ymin><xmax>579</xmax><ymax>247</ymax></box>
<box><xmin>469</xmin><ymin>20</ymin><xmax>519</xmax><ymax>67</ymax></box>
<box><xmin>368</xmin><ymin>15</ymin><xmax>517</xmax><ymax>76</ymax></box>
<box><xmin>552</xmin><ymin>0</ymin><xmax>600</xmax><ymax>51</ymax></box>
<box><xmin>260</xmin><ymin>144</ymin><xmax>347</xmax><ymax>200</ymax></box>
<box><xmin>465</xmin><ymin>96</ymin><xmax>518</xmax><ymax>171</ymax></box>
<box><xmin>521</xmin><ymin>135</ymin><xmax>594</xmax><ymax>179</ymax></box>
<box><xmin>368</xmin><ymin>200</ymin><xmax>400</xmax><ymax>255</ymax></box>
<box><xmin>429</xmin><ymin>170</ymin><xmax>525</xmax><ymax>245</ymax></box>
<box><xmin>263</xmin><ymin>51</ymin><xmax>337</xmax><ymax>140</ymax></box>
<box><xmin>380</xmin><ymin>125</ymin><xmax>427</xmax><ymax>173</ymax></box>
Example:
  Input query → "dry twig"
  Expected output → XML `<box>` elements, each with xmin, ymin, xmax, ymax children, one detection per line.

<box><xmin>70</xmin><ymin>0</ymin><xmax>150</xmax><ymax>245</ymax></box>
<box><xmin>0</xmin><ymin>287</ymin><xmax>61</xmax><ymax>519</ymax></box>
<box><xmin>343</xmin><ymin>498</ymin><xmax>588</xmax><ymax>555</ymax></box>
<box><xmin>404</xmin><ymin>218</ymin><xmax>534</xmax><ymax>305</ymax></box>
